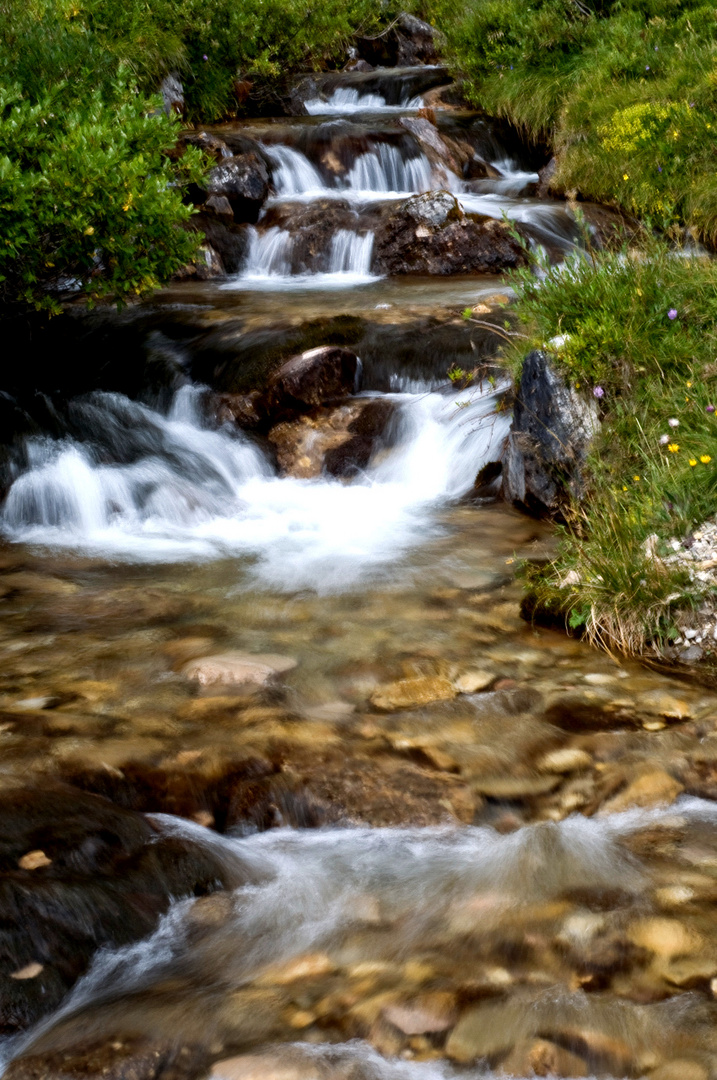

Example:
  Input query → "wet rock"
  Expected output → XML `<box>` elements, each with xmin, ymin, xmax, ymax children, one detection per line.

<box><xmin>188</xmin><ymin>213</ymin><xmax>250</xmax><ymax>274</ymax></box>
<box><xmin>470</xmin><ymin>774</ymin><xmax>561</xmax><ymax>798</ymax></box>
<box><xmin>536</xmin><ymin>156</ymin><xmax>558</xmax><ymax>199</ymax></box>
<box><xmin>501</xmin><ymin>350</ymin><xmax>600</xmax><ymax>515</ymax></box>
<box><xmin>453</xmin><ymin>670</ymin><xmax>494</xmax><ymax>694</ymax></box>
<box><xmin>267</xmin><ymin>398</ymin><xmax>395</xmax><ymax>479</ymax></box>
<box><xmin>627</xmin><ymin>918</ymin><xmax>701</xmax><ymax>959</ymax></box>
<box><xmin>537</xmin><ymin>747</ymin><xmax>592</xmax><ymax>774</ymax></box>
<box><xmin>499</xmin><ymin>1037</ymin><xmax>588</xmax><ymax>1077</ymax></box>
<box><xmin>373</xmin><ymin>193</ymin><xmax>527</xmax><ymax>276</ymax></box>
<box><xmin>649</xmin><ymin>1064</ymin><xmax>709</xmax><ymax>1080</ymax></box>
<box><xmin>601</xmin><ymin>769</ymin><xmax>683</xmax><ymax>813</ymax></box>
<box><xmin>264</xmin><ymin>347</ymin><xmax>360</xmax><ymax>419</ymax></box>
<box><xmin>208</xmin><ymin>1054</ymin><xmax>308</xmax><ymax>1080</ymax></box>
<box><xmin>173</xmin><ymin>244</ymin><xmax>225</xmax><ymax>282</ymax></box>
<box><xmin>446</xmin><ymin>1002</ymin><xmax>514</xmax><ymax>1062</ymax></box>
<box><xmin>0</xmin><ymin>781</ymin><xmax>232</xmax><ymax>1036</ymax></box>
<box><xmin>256</xmin><ymin>952</ymin><xmax>335</xmax><ymax>986</ymax></box>
<box><xmin>182</xmin><ymin>651</ymin><xmax>297</xmax><ymax>688</ymax></box>
<box><xmin>204</xmin><ymin>195</ymin><xmax>235</xmax><ymax>223</ymax></box>
<box><xmin>382</xmin><ymin>991</ymin><xmax>457</xmax><ymax>1034</ymax></box>
<box><xmin>370</xmin><ymin>676</ymin><xmax>457</xmax><ymax>712</ymax></box>
<box><xmin>4</xmin><ymin>1039</ymin><xmax>209</xmax><ymax>1080</ymax></box>
<box><xmin>182</xmin><ymin>130</ymin><xmax>232</xmax><ymax>162</ymax></box>
<box><xmin>205</xmin><ymin>153</ymin><xmax>269</xmax><ymax>224</ymax></box>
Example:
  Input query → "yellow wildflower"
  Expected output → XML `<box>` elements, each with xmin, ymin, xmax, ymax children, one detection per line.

<box><xmin>686</xmin><ymin>380</ymin><xmax>692</xmax><ymax>387</ymax></box>
<box><xmin>622</xmin><ymin>485</ymin><xmax>628</xmax><ymax>491</ymax></box>
<box><xmin>623</xmin><ymin>173</ymin><xmax>629</xmax><ymax>180</ymax></box>
<box><xmin>83</xmin><ymin>226</ymin><xmax>94</xmax><ymax>236</ymax></box>
<box><xmin>668</xmin><ymin>443</ymin><xmax>679</xmax><ymax>452</ymax></box>
<box><xmin>700</xmin><ymin>454</ymin><xmax>712</xmax><ymax>463</ymax></box>
<box><xmin>633</xmin><ymin>475</ymin><xmax>640</xmax><ymax>481</ymax></box>
<box><xmin>689</xmin><ymin>458</ymin><xmax>697</xmax><ymax>467</ymax></box>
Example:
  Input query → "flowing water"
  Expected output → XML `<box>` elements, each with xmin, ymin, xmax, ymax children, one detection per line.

<box><xmin>2</xmin><ymin>67</ymin><xmax>717</xmax><ymax>1080</ymax></box>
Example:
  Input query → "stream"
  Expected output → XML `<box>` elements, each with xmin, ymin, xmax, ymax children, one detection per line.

<box><xmin>1</xmin><ymin>66</ymin><xmax>717</xmax><ymax>1080</ymax></box>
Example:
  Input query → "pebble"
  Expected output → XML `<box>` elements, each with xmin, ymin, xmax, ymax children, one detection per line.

<box><xmin>370</xmin><ymin>676</ymin><xmax>456</xmax><ymax>712</ymax></box>
<box><xmin>18</xmin><ymin>850</ymin><xmax>52</xmax><ymax>870</ymax></box>
<box><xmin>182</xmin><ymin>651</ymin><xmax>297</xmax><ymax>687</ymax></box>
<box><xmin>453</xmin><ymin>670</ymin><xmax>494</xmax><ymax>694</ymax></box>
<box><xmin>10</xmin><ymin>963</ymin><xmax>43</xmax><ymax>980</ymax></box>
<box><xmin>538</xmin><ymin>747</ymin><xmax>592</xmax><ymax>774</ymax></box>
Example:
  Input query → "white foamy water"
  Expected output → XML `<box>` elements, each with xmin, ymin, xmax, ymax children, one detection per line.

<box><xmin>233</xmin><ymin>225</ymin><xmax>379</xmax><ymax>288</ymax></box>
<box><xmin>1</xmin><ymin>383</ymin><xmax>510</xmax><ymax>588</ymax></box>
<box><xmin>304</xmin><ymin>86</ymin><xmax>423</xmax><ymax>115</ymax></box>
<box><xmin>346</xmin><ymin>143</ymin><xmax>433</xmax><ymax>195</ymax></box>
<box><xmin>264</xmin><ymin>143</ymin><xmax>327</xmax><ymax>198</ymax></box>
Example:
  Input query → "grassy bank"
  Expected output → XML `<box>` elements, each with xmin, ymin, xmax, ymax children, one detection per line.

<box><xmin>503</xmin><ymin>237</ymin><xmax>717</xmax><ymax>656</ymax></box>
<box><xmin>446</xmin><ymin>0</ymin><xmax>717</xmax><ymax>245</ymax></box>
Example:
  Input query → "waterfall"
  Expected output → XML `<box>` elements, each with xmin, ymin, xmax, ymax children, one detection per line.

<box><xmin>241</xmin><ymin>226</ymin><xmax>294</xmax><ymax>277</ymax></box>
<box><xmin>263</xmin><ymin>143</ymin><xmax>326</xmax><ymax>197</ymax></box>
<box><xmin>304</xmin><ymin>87</ymin><xmax>422</xmax><ymax>115</ymax></box>
<box><xmin>328</xmin><ymin>230</ymin><xmax>374</xmax><ymax>274</ymax></box>
<box><xmin>345</xmin><ymin>143</ymin><xmax>433</xmax><ymax>195</ymax></box>
<box><xmin>1</xmin><ymin>381</ymin><xmax>510</xmax><ymax>588</ymax></box>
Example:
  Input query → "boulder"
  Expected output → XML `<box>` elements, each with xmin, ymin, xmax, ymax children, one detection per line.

<box><xmin>536</xmin><ymin>156</ymin><xmax>558</xmax><ymax>198</ymax></box>
<box><xmin>182</xmin><ymin>130</ymin><xmax>232</xmax><ymax>162</ymax></box>
<box><xmin>267</xmin><ymin>398</ymin><xmax>396</xmax><ymax>479</ymax></box>
<box><xmin>264</xmin><ymin>346</ymin><xmax>361</xmax><ymax>418</ymax></box>
<box><xmin>205</xmin><ymin>153</ymin><xmax>269</xmax><ymax>223</ymax></box>
<box><xmin>373</xmin><ymin>192</ymin><xmax>527</xmax><ymax>276</ymax></box>
<box><xmin>189</xmin><ymin>213</ymin><xmax>250</xmax><ymax>274</ymax></box>
<box><xmin>356</xmin><ymin>14</ymin><xmax>443</xmax><ymax>67</ymax></box>
<box><xmin>0</xmin><ymin>782</ymin><xmax>232</xmax><ymax>1037</ymax></box>
<box><xmin>501</xmin><ymin>350</ymin><xmax>600</xmax><ymax>515</ymax></box>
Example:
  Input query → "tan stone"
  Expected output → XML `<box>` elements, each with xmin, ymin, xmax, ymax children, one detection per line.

<box><xmin>370</xmin><ymin>676</ymin><xmax>456</xmax><ymax>712</ymax></box>
<box><xmin>18</xmin><ymin>850</ymin><xmax>51</xmax><ymax>870</ymax></box>
<box><xmin>499</xmin><ymin>1038</ymin><xmax>588</xmax><ymax>1077</ymax></box>
<box><xmin>470</xmin><ymin>774</ymin><xmax>560</xmax><ymax>798</ymax></box>
<box><xmin>209</xmin><ymin>1055</ymin><xmax>308</xmax><ymax>1080</ymax></box>
<box><xmin>182</xmin><ymin>651</ymin><xmax>297</xmax><ymax>687</ymax></box>
<box><xmin>256</xmin><ymin>952</ymin><xmax>335</xmax><ymax>985</ymax></box>
<box><xmin>538</xmin><ymin>747</ymin><xmax>592</xmax><ymax>774</ymax></box>
<box><xmin>446</xmin><ymin>1004</ymin><xmax>514</xmax><ymax>1062</ymax></box>
<box><xmin>454</xmin><ymin>670</ymin><xmax>494</xmax><ymax>694</ymax></box>
<box><xmin>659</xmin><ymin>955</ymin><xmax>717</xmax><ymax>987</ymax></box>
<box><xmin>382</xmin><ymin>992</ymin><xmax>457</xmax><ymax>1035</ymax></box>
<box><xmin>10</xmin><ymin>963</ymin><xmax>43</xmax><ymax>980</ymax></box>
<box><xmin>627</xmin><ymin>917</ymin><xmax>701</xmax><ymax>958</ymax></box>
<box><xmin>649</xmin><ymin>1062</ymin><xmax>709</xmax><ymax>1080</ymax></box>
<box><xmin>641</xmin><ymin>691</ymin><xmax>692</xmax><ymax>720</ymax></box>
<box><xmin>602</xmin><ymin>769</ymin><xmax>683</xmax><ymax>813</ymax></box>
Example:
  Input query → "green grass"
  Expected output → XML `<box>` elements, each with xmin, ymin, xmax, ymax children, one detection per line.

<box><xmin>505</xmin><ymin>237</ymin><xmax>717</xmax><ymax>654</ymax></box>
<box><xmin>445</xmin><ymin>0</ymin><xmax>717</xmax><ymax>244</ymax></box>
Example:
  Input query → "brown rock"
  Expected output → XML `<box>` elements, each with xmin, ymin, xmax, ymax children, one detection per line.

<box><xmin>383</xmin><ymin>992</ymin><xmax>457</xmax><ymax>1035</ymax></box>
<box><xmin>370</xmin><ymin>676</ymin><xmax>457</xmax><ymax>712</ymax></box>
<box><xmin>499</xmin><ymin>1037</ymin><xmax>588</xmax><ymax>1077</ymax></box>
<box><xmin>627</xmin><ymin>918</ymin><xmax>701</xmax><ymax>959</ymax></box>
<box><xmin>445</xmin><ymin>1003</ymin><xmax>514</xmax><ymax>1062</ymax></box>
<box><xmin>649</xmin><ymin>1062</ymin><xmax>709</xmax><ymax>1080</ymax></box>
<box><xmin>454</xmin><ymin>670</ymin><xmax>494</xmax><ymax>694</ymax></box>
<box><xmin>182</xmin><ymin>651</ymin><xmax>297</xmax><ymax>688</ymax></box>
<box><xmin>256</xmin><ymin>952</ymin><xmax>335</xmax><ymax>985</ymax></box>
<box><xmin>266</xmin><ymin>346</ymin><xmax>359</xmax><ymax>413</ymax></box>
<box><xmin>538</xmin><ymin>747</ymin><xmax>592</xmax><ymax>774</ymax></box>
<box><xmin>601</xmin><ymin>769</ymin><xmax>683</xmax><ymax>813</ymax></box>
<box><xmin>17</xmin><ymin>850</ymin><xmax>51</xmax><ymax>870</ymax></box>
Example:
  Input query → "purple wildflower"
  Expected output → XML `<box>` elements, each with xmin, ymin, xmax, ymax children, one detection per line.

<box><xmin>646</xmin><ymin>65</ymin><xmax>650</xmax><ymax>70</ymax></box>
<box><xmin>593</xmin><ymin>386</ymin><xmax>605</xmax><ymax>399</ymax></box>
<box><xmin>659</xmin><ymin>434</ymin><xmax>670</xmax><ymax>445</ymax></box>
<box><xmin>707</xmin><ymin>404</ymin><xmax>716</xmax><ymax>413</ymax></box>
<box><xmin>668</xmin><ymin>308</ymin><xmax>678</xmax><ymax>320</ymax></box>
<box><xmin>203</xmin><ymin>54</ymin><xmax>208</xmax><ymax>60</ymax></box>
<box><xmin>658</xmin><ymin>165</ymin><xmax>662</xmax><ymax>172</ymax></box>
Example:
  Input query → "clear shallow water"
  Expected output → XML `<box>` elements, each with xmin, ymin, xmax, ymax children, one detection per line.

<box><xmin>2</xmin><ymin>66</ymin><xmax>716</xmax><ymax>1080</ymax></box>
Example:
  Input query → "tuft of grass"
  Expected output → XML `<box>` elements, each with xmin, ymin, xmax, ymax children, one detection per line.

<box><xmin>506</xmin><ymin>236</ymin><xmax>717</xmax><ymax>655</ymax></box>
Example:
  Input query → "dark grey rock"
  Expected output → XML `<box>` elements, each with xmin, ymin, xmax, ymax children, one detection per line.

<box><xmin>501</xmin><ymin>350</ymin><xmax>599</xmax><ymax>516</ymax></box>
<box><xmin>160</xmin><ymin>74</ymin><xmax>184</xmax><ymax>117</ymax></box>
<box><xmin>205</xmin><ymin>153</ymin><xmax>269</xmax><ymax>223</ymax></box>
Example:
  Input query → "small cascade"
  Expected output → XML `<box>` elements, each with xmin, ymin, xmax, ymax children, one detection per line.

<box><xmin>345</xmin><ymin>142</ymin><xmax>434</xmax><ymax>195</ymax></box>
<box><xmin>304</xmin><ymin>86</ymin><xmax>422</xmax><ymax>115</ymax></box>
<box><xmin>263</xmin><ymin>143</ymin><xmax>326</xmax><ymax>197</ymax></box>
<box><xmin>242</xmin><ymin>225</ymin><xmax>294</xmax><ymax>277</ymax></box>
<box><xmin>328</xmin><ymin>229</ymin><xmax>374</xmax><ymax>274</ymax></box>
<box><xmin>1</xmin><ymin>381</ymin><xmax>510</xmax><ymax>587</ymax></box>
